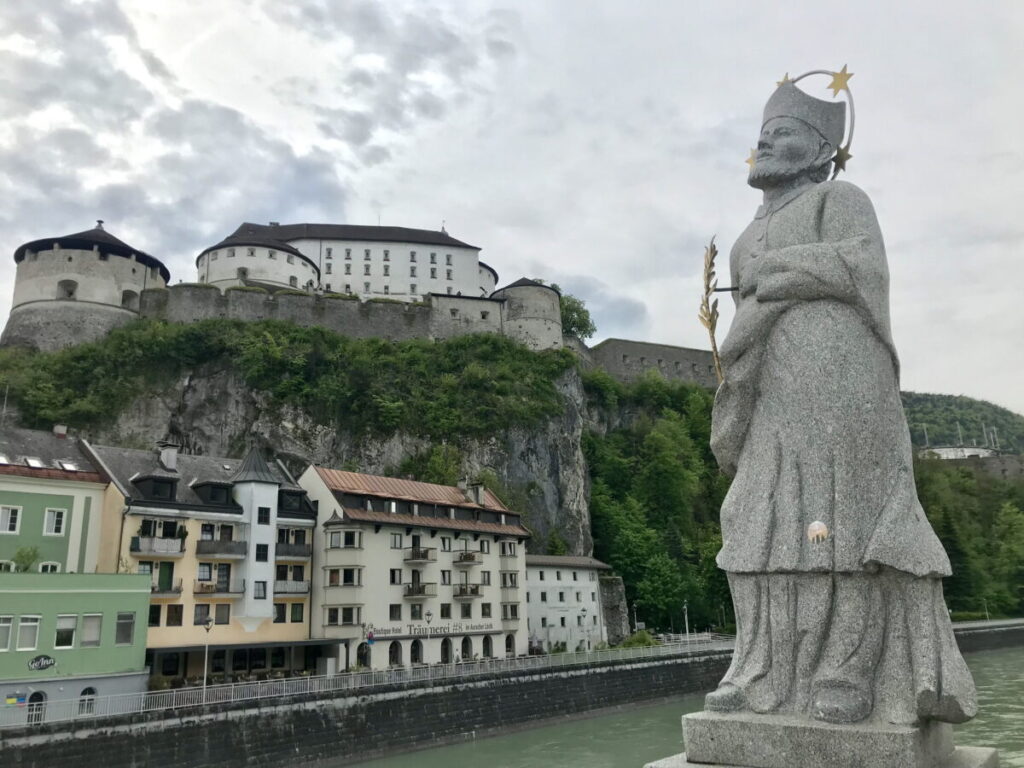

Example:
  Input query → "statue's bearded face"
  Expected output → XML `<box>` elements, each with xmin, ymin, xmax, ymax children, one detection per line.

<box><xmin>748</xmin><ymin>117</ymin><xmax>830</xmax><ymax>189</ymax></box>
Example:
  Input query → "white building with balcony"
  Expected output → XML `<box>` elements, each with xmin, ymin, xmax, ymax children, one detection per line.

<box><xmin>299</xmin><ymin>467</ymin><xmax>530</xmax><ymax>671</ymax></box>
<box><xmin>525</xmin><ymin>555</ymin><xmax>611</xmax><ymax>652</ymax></box>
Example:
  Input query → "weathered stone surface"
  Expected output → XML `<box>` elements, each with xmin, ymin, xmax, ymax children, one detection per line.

<box><xmin>644</xmin><ymin>746</ymin><xmax>999</xmax><ymax>768</ymax></box>
<box><xmin>683</xmin><ymin>711</ymin><xmax>953</xmax><ymax>768</ymax></box>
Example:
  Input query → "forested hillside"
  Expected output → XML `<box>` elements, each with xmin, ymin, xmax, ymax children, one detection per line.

<box><xmin>1</xmin><ymin>319</ymin><xmax>1021</xmax><ymax>633</ymax></box>
<box><xmin>902</xmin><ymin>391</ymin><xmax>1024</xmax><ymax>452</ymax></box>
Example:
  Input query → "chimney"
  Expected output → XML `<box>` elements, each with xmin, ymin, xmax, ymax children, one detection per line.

<box><xmin>457</xmin><ymin>477</ymin><xmax>468</xmax><ymax>492</ymax></box>
<box><xmin>468</xmin><ymin>482</ymin><xmax>484</xmax><ymax>505</ymax></box>
<box><xmin>157</xmin><ymin>441</ymin><xmax>179</xmax><ymax>471</ymax></box>
<box><xmin>52</xmin><ymin>424</ymin><xmax>68</xmax><ymax>439</ymax></box>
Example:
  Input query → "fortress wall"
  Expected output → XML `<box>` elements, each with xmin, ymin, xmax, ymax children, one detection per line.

<box><xmin>589</xmin><ymin>338</ymin><xmax>718</xmax><ymax>388</ymax></box>
<box><xmin>0</xmin><ymin>302</ymin><xmax>137</xmax><ymax>351</ymax></box>
<box><xmin>492</xmin><ymin>285</ymin><xmax>563</xmax><ymax>350</ymax></box>
<box><xmin>429</xmin><ymin>294</ymin><xmax>505</xmax><ymax>340</ymax></box>
<box><xmin>946</xmin><ymin>455</ymin><xmax>1024</xmax><ymax>482</ymax></box>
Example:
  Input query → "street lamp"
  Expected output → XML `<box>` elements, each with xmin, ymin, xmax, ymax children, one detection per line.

<box><xmin>683</xmin><ymin>600</ymin><xmax>690</xmax><ymax>643</ymax></box>
<box><xmin>202</xmin><ymin>616</ymin><xmax>214</xmax><ymax>703</ymax></box>
<box><xmin>581</xmin><ymin>608</ymin><xmax>588</xmax><ymax>651</ymax></box>
<box><xmin>632</xmin><ymin>602</ymin><xmax>638</xmax><ymax>634</ymax></box>
<box><xmin>425</xmin><ymin>609</ymin><xmax>433</xmax><ymax>638</ymax></box>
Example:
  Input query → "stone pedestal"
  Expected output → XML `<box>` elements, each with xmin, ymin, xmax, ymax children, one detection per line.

<box><xmin>642</xmin><ymin>711</ymin><xmax>999</xmax><ymax>768</ymax></box>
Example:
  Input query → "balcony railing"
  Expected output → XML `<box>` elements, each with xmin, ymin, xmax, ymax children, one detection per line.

<box><xmin>276</xmin><ymin>542</ymin><xmax>312</xmax><ymax>559</ymax></box>
<box><xmin>274</xmin><ymin>580</ymin><xmax>310</xmax><ymax>594</ymax></box>
<box><xmin>403</xmin><ymin>582</ymin><xmax>437</xmax><ymax>598</ymax></box>
<box><xmin>403</xmin><ymin>547</ymin><xmax>436</xmax><ymax>563</ymax></box>
<box><xmin>193</xmin><ymin>579</ymin><xmax>245</xmax><ymax>595</ymax></box>
<box><xmin>130</xmin><ymin>536</ymin><xmax>185</xmax><ymax>556</ymax></box>
<box><xmin>453</xmin><ymin>583</ymin><xmax>482</xmax><ymax>598</ymax></box>
<box><xmin>151</xmin><ymin>578</ymin><xmax>183</xmax><ymax>595</ymax></box>
<box><xmin>195</xmin><ymin>540</ymin><xmax>248</xmax><ymax>557</ymax></box>
<box><xmin>453</xmin><ymin>551</ymin><xmax>481</xmax><ymax>566</ymax></box>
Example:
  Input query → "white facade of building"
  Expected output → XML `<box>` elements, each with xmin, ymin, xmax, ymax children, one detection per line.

<box><xmin>196</xmin><ymin>244</ymin><xmax>320</xmax><ymax>292</ymax></box>
<box><xmin>525</xmin><ymin>555</ymin><xmax>611</xmax><ymax>652</ymax></box>
<box><xmin>299</xmin><ymin>466</ymin><xmax>530</xmax><ymax>671</ymax></box>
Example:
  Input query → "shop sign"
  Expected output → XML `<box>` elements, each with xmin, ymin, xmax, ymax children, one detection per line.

<box><xmin>27</xmin><ymin>655</ymin><xmax>56</xmax><ymax>672</ymax></box>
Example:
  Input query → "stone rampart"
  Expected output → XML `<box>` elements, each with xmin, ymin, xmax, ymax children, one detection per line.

<box><xmin>0</xmin><ymin>302</ymin><xmax>137</xmax><ymax>352</ymax></box>
<box><xmin>946</xmin><ymin>455</ymin><xmax>1024</xmax><ymax>482</ymax></box>
<box><xmin>589</xmin><ymin>338</ymin><xmax>718</xmax><ymax>388</ymax></box>
<box><xmin>1</xmin><ymin>650</ymin><xmax>732</xmax><ymax>768</ymax></box>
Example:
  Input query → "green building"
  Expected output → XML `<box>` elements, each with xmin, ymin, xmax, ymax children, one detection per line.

<box><xmin>0</xmin><ymin>572</ymin><xmax>151</xmax><ymax>724</ymax></box>
<box><xmin>0</xmin><ymin>426</ymin><xmax>109</xmax><ymax>573</ymax></box>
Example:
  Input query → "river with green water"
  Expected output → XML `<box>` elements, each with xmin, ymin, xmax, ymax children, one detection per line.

<box><xmin>351</xmin><ymin>646</ymin><xmax>1024</xmax><ymax>768</ymax></box>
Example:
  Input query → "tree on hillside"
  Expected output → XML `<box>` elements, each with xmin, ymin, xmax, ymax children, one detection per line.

<box><xmin>545</xmin><ymin>283</ymin><xmax>597</xmax><ymax>340</ymax></box>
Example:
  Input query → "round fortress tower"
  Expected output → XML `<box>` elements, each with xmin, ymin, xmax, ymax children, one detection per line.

<box><xmin>1</xmin><ymin>222</ymin><xmax>169</xmax><ymax>351</ymax></box>
<box><xmin>490</xmin><ymin>277</ymin><xmax>563</xmax><ymax>350</ymax></box>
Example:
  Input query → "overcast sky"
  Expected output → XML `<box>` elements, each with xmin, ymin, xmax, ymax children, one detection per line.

<box><xmin>1</xmin><ymin>1</ymin><xmax>1021</xmax><ymax>419</ymax></box>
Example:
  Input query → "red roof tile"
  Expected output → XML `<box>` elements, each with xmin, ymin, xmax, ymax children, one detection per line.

<box><xmin>314</xmin><ymin>467</ymin><xmax>508</xmax><ymax>511</ymax></box>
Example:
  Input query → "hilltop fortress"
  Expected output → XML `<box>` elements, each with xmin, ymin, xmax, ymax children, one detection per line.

<box><xmin>0</xmin><ymin>221</ymin><xmax>717</xmax><ymax>388</ymax></box>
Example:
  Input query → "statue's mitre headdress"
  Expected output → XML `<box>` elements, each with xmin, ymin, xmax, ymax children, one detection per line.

<box><xmin>763</xmin><ymin>82</ymin><xmax>845</xmax><ymax>151</ymax></box>
<box><xmin>755</xmin><ymin>67</ymin><xmax>856</xmax><ymax>177</ymax></box>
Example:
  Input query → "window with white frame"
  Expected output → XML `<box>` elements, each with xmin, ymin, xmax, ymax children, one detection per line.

<box><xmin>502</xmin><ymin>603</ymin><xmax>519</xmax><ymax>620</ymax></box>
<box><xmin>0</xmin><ymin>561</ymin><xmax>13</xmax><ymax>572</ymax></box>
<box><xmin>54</xmin><ymin>615</ymin><xmax>76</xmax><ymax>648</ymax></box>
<box><xmin>327</xmin><ymin>607</ymin><xmax>339</xmax><ymax>625</ymax></box>
<box><xmin>383</xmin><ymin>250</ymin><xmax>390</xmax><ymax>261</ymax></box>
<box><xmin>198</xmin><ymin>562</ymin><xmax>212</xmax><ymax>581</ymax></box>
<box><xmin>0</xmin><ymin>616</ymin><xmax>11</xmax><ymax>650</ymax></box>
<box><xmin>44</xmin><ymin>508</ymin><xmax>66</xmax><ymax>536</ymax></box>
<box><xmin>39</xmin><ymin>562</ymin><xmax>60</xmax><ymax>573</ymax></box>
<box><xmin>479</xmin><ymin>540</ymin><xmax>490</xmax><ymax>554</ymax></box>
<box><xmin>0</xmin><ymin>506</ymin><xmax>20</xmax><ymax>534</ymax></box>
<box><xmin>344</xmin><ymin>263</ymin><xmax>351</xmax><ymax>275</ymax></box>
<box><xmin>430</xmin><ymin>267</ymin><xmax>437</xmax><ymax>279</ymax></box>
<box><xmin>410</xmin><ymin>251</ymin><xmax>416</xmax><ymax>262</ymax></box>
<box><xmin>389</xmin><ymin>568</ymin><xmax>402</xmax><ymax>584</ymax></box>
<box><xmin>81</xmin><ymin>615</ymin><xmax>101</xmax><ymax>647</ymax></box>
<box><xmin>410</xmin><ymin>284</ymin><xmax>417</xmax><ymax>294</ymax></box>
<box><xmin>390</xmin><ymin>533</ymin><xmax>403</xmax><ymax>549</ymax></box>
<box><xmin>441</xmin><ymin>569</ymin><xmax>451</xmax><ymax>585</ymax></box>
<box><xmin>441</xmin><ymin>536</ymin><xmax>451</xmax><ymax>551</ymax></box>
<box><xmin>430</xmin><ymin>253</ymin><xmax>437</xmax><ymax>264</ymax></box>
<box><xmin>500</xmin><ymin>541</ymin><xmax>516</xmax><ymax>557</ymax></box>
<box><xmin>17</xmin><ymin>616</ymin><xmax>40</xmax><ymax>650</ymax></box>
<box><xmin>328</xmin><ymin>531</ymin><xmax>341</xmax><ymax>548</ymax></box>
<box><xmin>446</xmin><ymin>254</ymin><xmax>452</xmax><ymax>265</ymax></box>
<box><xmin>115</xmin><ymin>612</ymin><xmax>135</xmax><ymax>645</ymax></box>
<box><xmin>341</xmin><ymin>606</ymin><xmax>360</xmax><ymax>625</ymax></box>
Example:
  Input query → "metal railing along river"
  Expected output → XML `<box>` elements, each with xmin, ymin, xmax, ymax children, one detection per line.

<box><xmin>0</xmin><ymin>633</ymin><xmax>734</xmax><ymax>729</ymax></box>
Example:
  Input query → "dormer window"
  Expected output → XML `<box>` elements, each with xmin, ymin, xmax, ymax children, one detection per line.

<box><xmin>209</xmin><ymin>486</ymin><xmax>228</xmax><ymax>504</ymax></box>
<box><xmin>25</xmin><ymin>457</ymin><xmax>44</xmax><ymax>468</ymax></box>
<box><xmin>151</xmin><ymin>481</ymin><xmax>173</xmax><ymax>500</ymax></box>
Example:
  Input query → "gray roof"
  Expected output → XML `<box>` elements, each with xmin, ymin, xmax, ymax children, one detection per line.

<box><xmin>230</xmin><ymin>447</ymin><xmax>280</xmax><ymax>485</ymax></box>
<box><xmin>222</xmin><ymin>222</ymin><xmax>478</xmax><ymax>250</ymax></box>
<box><xmin>495</xmin><ymin>277</ymin><xmax>560</xmax><ymax>295</ymax></box>
<box><xmin>0</xmin><ymin>426</ymin><xmax>103</xmax><ymax>479</ymax></box>
<box><xmin>524</xmin><ymin>554</ymin><xmax>612</xmax><ymax>570</ymax></box>
<box><xmin>85</xmin><ymin>444</ymin><xmax>292</xmax><ymax>509</ymax></box>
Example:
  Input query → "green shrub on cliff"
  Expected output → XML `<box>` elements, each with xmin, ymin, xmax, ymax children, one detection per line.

<box><xmin>0</xmin><ymin>319</ymin><xmax>575</xmax><ymax>440</ymax></box>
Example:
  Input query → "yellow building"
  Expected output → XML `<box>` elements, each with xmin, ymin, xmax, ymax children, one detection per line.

<box><xmin>83</xmin><ymin>442</ymin><xmax>336</xmax><ymax>684</ymax></box>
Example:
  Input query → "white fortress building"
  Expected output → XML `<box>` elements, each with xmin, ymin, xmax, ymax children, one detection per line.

<box><xmin>525</xmin><ymin>554</ymin><xmax>611</xmax><ymax>652</ymax></box>
<box><xmin>299</xmin><ymin>467</ymin><xmax>530</xmax><ymax>671</ymax></box>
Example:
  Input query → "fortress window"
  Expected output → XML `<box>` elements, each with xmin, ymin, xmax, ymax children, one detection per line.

<box><xmin>446</xmin><ymin>254</ymin><xmax>452</xmax><ymax>265</ymax></box>
<box><xmin>121</xmin><ymin>290</ymin><xmax>139</xmax><ymax>311</ymax></box>
<box><xmin>345</xmin><ymin>248</ymin><xmax>351</xmax><ymax>259</ymax></box>
<box><xmin>345</xmin><ymin>283</ymin><xmax>351</xmax><ymax>293</ymax></box>
<box><xmin>410</xmin><ymin>284</ymin><xmax>417</xmax><ymax>294</ymax></box>
<box><xmin>326</xmin><ymin>263</ymin><xmax>332</xmax><ymax>274</ymax></box>
<box><xmin>344</xmin><ymin>264</ymin><xmax>351</xmax><ymax>275</ymax></box>
<box><xmin>622</xmin><ymin>355</ymin><xmax>629</xmax><ymax>364</ymax></box>
<box><xmin>289</xmin><ymin>276</ymin><xmax>298</xmax><ymax>287</ymax></box>
<box><xmin>363</xmin><ymin>264</ymin><xmax>370</xmax><ymax>276</ymax></box>
<box><xmin>247</xmin><ymin>248</ymin><xmax>255</xmax><ymax>257</ymax></box>
<box><xmin>99</xmin><ymin>252</ymin><xmax>108</xmax><ymax>261</ymax></box>
<box><xmin>325</xmin><ymin>283</ymin><xmax>331</xmax><ymax>291</ymax></box>
<box><xmin>410</xmin><ymin>251</ymin><xmax>416</xmax><ymax>262</ymax></box>
<box><xmin>326</xmin><ymin>247</ymin><xmax>332</xmax><ymax>258</ymax></box>
<box><xmin>363</xmin><ymin>282</ymin><xmax>370</xmax><ymax>293</ymax></box>
<box><xmin>410</xmin><ymin>266</ymin><xmax>417</xmax><ymax>277</ymax></box>
<box><xmin>383</xmin><ymin>250</ymin><xmax>390</xmax><ymax>261</ymax></box>
<box><xmin>268</xmin><ymin>250</ymin><xmax>276</xmax><ymax>259</ymax></box>
<box><xmin>450</xmin><ymin>308</ymin><xmax>459</xmax><ymax>318</ymax></box>
<box><xmin>640</xmin><ymin>357</ymin><xmax>646</xmax><ymax>365</ymax></box>
<box><xmin>211</xmin><ymin>253</ymin><xmax>218</xmax><ymax>260</ymax></box>
<box><xmin>237</xmin><ymin>267</ymin><xmax>249</xmax><ymax>279</ymax></box>
<box><xmin>430</xmin><ymin>268</ymin><xmax>437</xmax><ymax>279</ymax></box>
<box><xmin>287</xmin><ymin>254</ymin><xmax>294</xmax><ymax>264</ymax></box>
<box><xmin>675</xmin><ymin>362</ymin><xmax>682</xmax><ymax>372</ymax></box>
<box><xmin>430</xmin><ymin>253</ymin><xmax>437</xmax><ymax>264</ymax></box>
<box><xmin>364</xmin><ymin>249</ymin><xmax>371</xmax><ymax>260</ymax></box>
<box><xmin>56</xmin><ymin>279</ymin><xmax>78</xmax><ymax>300</ymax></box>
<box><xmin>383</xmin><ymin>265</ymin><xmax>390</xmax><ymax>276</ymax></box>
<box><xmin>480</xmin><ymin>311</ymin><xmax>489</xmax><ymax>320</ymax></box>
<box><xmin>383</xmin><ymin>285</ymin><xmax>390</xmax><ymax>295</ymax></box>
<box><xmin>446</xmin><ymin>287</ymin><xmax>453</xmax><ymax>295</ymax></box>
<box><xmin>708</xmin><ymin>365</ymin><xmax>714</xmax><ymax>375</ymax></box>
<box><xmin>228</xmin><ymin>249</ymin><xmax>235</xmax><ymax>257</ymax></box>
<box><xmin>446</xmin><ymin>269</ymin><xmax>452</xmax><ymax>280</ymax></box>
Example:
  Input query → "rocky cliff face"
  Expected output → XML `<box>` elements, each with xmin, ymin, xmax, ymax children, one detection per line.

<box><xmin>87</xmin><ymin>364</ymin><xmax>594</xmax><ymax>556</ymax></box>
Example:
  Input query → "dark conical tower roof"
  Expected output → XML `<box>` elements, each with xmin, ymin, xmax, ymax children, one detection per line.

<box><xmin>229</xmin><ymin>447</ymin><xmax>280</xmax><ymax>485</ymax></box>
<box><xmin>13</xmin><ymin>221</ymin><xmax>170</xmax><ymax>282</ymax></box>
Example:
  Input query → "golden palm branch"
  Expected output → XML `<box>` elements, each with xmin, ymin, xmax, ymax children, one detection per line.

<box><xmin>698</xmin><ymin>236</ymin><xmax>724</xmax><ymax>385</ymax></box>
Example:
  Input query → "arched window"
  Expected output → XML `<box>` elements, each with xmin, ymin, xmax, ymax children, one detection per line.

<box><xmin>57</xmin><ymin>279</ymin><xmax>78</xmax><ymax>300</ymax></box>
<box><xmin>78</xmin><ymin>687</ymin><xmax>97</xmax><ymax>715</ymax></box>
<box><xmin>505</xmin><ymin>634</ymin><xmax>515</xmax><ymax>657</ymax></box>
<box><xmin>356</xmin><ymin>642</ymin><xmax>371</xmax><ymax>669</ymax></box>
<box><xmin>461</xmin><ymin>636</ymin><xmax>473</xmax><ymax>661</ymax></box>
<box><xmin>482</xmin><ymin>635</ymin><xmax>493</xmax><ymax>659</ymax></box>
<box><xmin>27</xmin><ymin>691</ymin><xmax>46</xmax><ymax>724</ymax></box>
<box><xmin>410</xmin><ymin>639</ymin><xmax>423</xmax><ymax>665</ymax></box>
<box><xmin>440</xmin><ymin>637</ymin><xmax>452</xmax><ymax>664</ymax></box>
<box><xmin>121</xmin><ymin>290</ymin><xmax>139</xmax><ymax>311</ymax></box>
<box><xmin>388</xmin><ymin>640</ymin><xmax>402</xmax><ymax>667</ymax></box>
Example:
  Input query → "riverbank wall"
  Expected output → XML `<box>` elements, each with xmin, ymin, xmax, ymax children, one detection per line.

<box><xmin>3</xmin><ymin>623</ymin><xmax>1022</xmax><ymax>768</ymax></box>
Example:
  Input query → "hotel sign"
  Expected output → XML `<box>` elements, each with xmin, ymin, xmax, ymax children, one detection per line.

<box><xmin>27</xmin><ymin>655</ymin><xmax>56</xmax><ymax>672</ymax></box>
<box><xmin>364</xmin><ymin>622</ymin><xmax>496</xmax><ymax>640</ymax></box>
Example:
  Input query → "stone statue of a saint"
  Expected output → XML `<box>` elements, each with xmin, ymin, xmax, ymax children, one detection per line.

<box><xmin>705</xmin><ymin>78</ymin><xmax>977</xmax><ymax>727</ymax></box>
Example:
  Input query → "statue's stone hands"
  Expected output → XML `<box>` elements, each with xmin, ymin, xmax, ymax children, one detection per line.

<box><xmin>738</xmin><ymin>254</ymin><xmax>763</xmax><ymax>298</ymax></box>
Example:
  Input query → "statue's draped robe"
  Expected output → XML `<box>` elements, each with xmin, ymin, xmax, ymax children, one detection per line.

<box><xmin>710</xmin><ymin>180</ymin><xmax>975</xmax><ymax>724</ymax></box>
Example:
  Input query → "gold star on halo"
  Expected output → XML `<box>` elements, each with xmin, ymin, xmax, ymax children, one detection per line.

<box><xmin>745</xmin><ymin>148</ymin><xmax>756</xmax><ymax>168</ymax></box>
<box><xmin>776</xmin><ymin>72</ymin><xmax>791</xmax><ymax>86</ymax></box>
<box><xmin>833</xmin><ymin>145</ymin><xmax>853</xmax><ymax>172</ymax></box>
<box><xmin>828</xmin><ymin>64</ymin><xmax>853</xmax><ymax>96</ymax></box>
